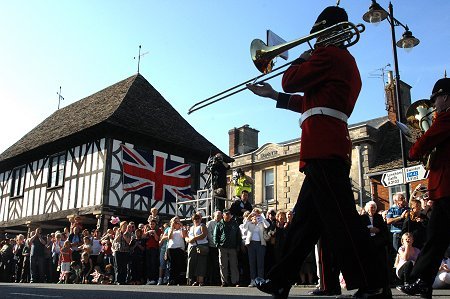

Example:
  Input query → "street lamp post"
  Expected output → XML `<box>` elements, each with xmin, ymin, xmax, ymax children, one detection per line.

<box><xmin>363</xmin><ymin>1</ymin><xmax>420</xmax><ymax>200</ymax></box>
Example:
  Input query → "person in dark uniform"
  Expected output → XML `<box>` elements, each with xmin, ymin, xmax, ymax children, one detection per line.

<box><xmin>398</xmin><ymin>77</ymin><xmax>450</xmax><ymax>299</ymax></box>
<box><xmin>210</xmin><ymin>153</ymin><xmax>230</xmax><ymax>212</ymax></box>
<box><xmin>247</xmin><ymin>6</ymin><xmax>384</xmax><ymax>299</ymax></box>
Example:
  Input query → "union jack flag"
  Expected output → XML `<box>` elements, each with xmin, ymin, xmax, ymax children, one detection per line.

<box><xmin>121</xmin><ymin>145</ymin><xmax>193</xmax><ymax>202</ymax></box>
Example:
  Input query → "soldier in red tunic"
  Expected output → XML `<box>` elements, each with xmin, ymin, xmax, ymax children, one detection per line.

<box><xmin>247</xmin><ymin>6</ymin><xmax>385</xmax><ymax>299</ymax></box>
<box><xmin>398</xmin><ymin>78</ymin><xmax>450</xmax><ymax>299</ymax></box>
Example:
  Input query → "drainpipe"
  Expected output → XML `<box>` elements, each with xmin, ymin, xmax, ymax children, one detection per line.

<box><xmin>356</xmin><ymin>145</ymin><xmax>364</xmax><ymax>209</ymax></box>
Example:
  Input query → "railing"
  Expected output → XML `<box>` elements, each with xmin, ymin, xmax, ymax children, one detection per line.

<box><xmin>175</xmin><ymin>189</ymin><xmax>233</xmax><ymax>221</ymax></box>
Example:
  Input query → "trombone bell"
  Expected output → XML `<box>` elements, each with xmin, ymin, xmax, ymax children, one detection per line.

<box><xmin>406</xmin><ymin>99</ymin><xmax>435</xmax><ymax>133</ymax></box>
<box><xmin>250</xmin><ymin>22</ymin><xmax>365</xmax><ymax>75</ymax></box>
<box><xmin>251</xmin><ymin>39</ymin><xmax>274</xmax><ymax>74</ymax></box>
<box><xmin>405</xmin><ymin>99</ymin><xmax>436</xmax><ymax>170</ymax></box>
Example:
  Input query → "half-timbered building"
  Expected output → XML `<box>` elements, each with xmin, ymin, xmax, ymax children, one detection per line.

<box><xmin>0</xmin><ymin>74</ymin><xmax>229</xmax><ymax>235</ymax></box>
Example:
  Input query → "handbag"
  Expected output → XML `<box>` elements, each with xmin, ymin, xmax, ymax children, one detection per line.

<box><xmin>195</xmin><ymin>242</ymin><xmax>209</xmax><ymax>256</ymax></box>
<box><xmin>263</xmin><ymin>229</ymin><xmax>272</xmax><ymax>242</ymax></box>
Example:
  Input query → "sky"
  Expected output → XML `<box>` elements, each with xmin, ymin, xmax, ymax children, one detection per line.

<box><xmin>0</xmin><ymin>0</ymin><xmax>449</xmax><ymax>157</ymax></box>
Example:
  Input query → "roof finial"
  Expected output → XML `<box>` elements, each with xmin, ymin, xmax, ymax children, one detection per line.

<box><xmin>336</xmin><ymin>0</ymin><xmax>340</xmax><ymax>6</ymax></box>
<box><xmin>57</xmin><ymin>86</ymin><xmax>64</xmax><ymax>110</ymax></box>
<box><xmin>134</xmin><ymin>45</ymin><xmax>149</xmax><ymax>74</ymax></box>
<box><xmin>445</xmin><ymin>70</ymin><xmax>447</xmax><ymax>78</ymax></box>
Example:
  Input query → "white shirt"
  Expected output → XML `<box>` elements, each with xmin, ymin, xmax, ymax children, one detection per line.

<box><xmin>52</xmin><ymin>240</ymin><xmax>64</xmax><ymax>255</ymax></box>
<box><xmin>188</xmin><ymin>224</ymin><xmax>208</xmax><ymax>248</ymax></box>
<box><xmin>206</xmin><ymin>220</ymin><xmax>218</xmax><ymax>247</ymax></box>
<box><xmin>250</xmin><ymin>225</ymin><xmax>261</xmax><ymax>242</ymax></box>
<box><xmin>168</xmin><ymin>229</ymin><xmax>185</xmax><ymax>249</ymax></box>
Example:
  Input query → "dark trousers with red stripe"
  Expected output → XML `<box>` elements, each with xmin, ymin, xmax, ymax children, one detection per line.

<box><xmin>266</xmin><ymin>159</ymin><xmax>383</xmax><ymax>290</ymax></box>
<box><xmin>317</xmin><ymin>237</ymin><xmax>341</xmax><ymax>292</ymax></box>
<box><xmin>410</xmin><ymin>197</ymin><xmax>450</xmax><ymax>285</ymax></box>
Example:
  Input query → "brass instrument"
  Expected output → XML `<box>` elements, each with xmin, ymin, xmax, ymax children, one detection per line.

<box><xmin>405</xmin><ymin>99</ymin><xmax>436</xmax><ymax>170</ymax></box>
<box><xmin>412</xmin><ymin>184</ymin><xmax>429</xmax><ymax>201</ymax></box>
<box><xmin>188</xmin><ymin>22</ymin><xmax>365</xmax><ymax>114</ymax></box>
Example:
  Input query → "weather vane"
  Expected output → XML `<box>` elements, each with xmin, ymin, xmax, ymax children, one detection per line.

<box><xmin>134</xmin><ymin>45</ymin><xmax>149</xmax><ymax>73</ymax></box>
<box><xmin>57</xmin><ymin>86</ymin><xmax>64</xmax><ymax>110</ymax></box>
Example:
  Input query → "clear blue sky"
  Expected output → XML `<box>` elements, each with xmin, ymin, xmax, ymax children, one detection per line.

<box><xmin>0</xmin><ymin>0</ymin><xmax>449</xmax><ymax>155</ymax></box>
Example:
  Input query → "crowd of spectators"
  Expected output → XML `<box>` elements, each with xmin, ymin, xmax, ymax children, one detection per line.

<box><xmin>361</xmin><ymin>184</ymin><xmax>450</xmax><ymax>291</ymax></box>
<box><xmin>2</xmin><ymin>183</ymin><xmax>449</xmax><ymax>292</ymax></box>
<box><xmin>0</xmin><ymin>200</ymin><xmax>313</xmax><ymax>287</ymax></box>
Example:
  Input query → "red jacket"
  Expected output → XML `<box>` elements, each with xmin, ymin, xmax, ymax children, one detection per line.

<box><xmin>277</xmin><ymin>46</ymin><xmax>361</xmax><ymax>170</ymax></box>
<box><xmin>409</xmin><ymin>110</ymin><xmax>450</xmax><ymax>200</ymax></box>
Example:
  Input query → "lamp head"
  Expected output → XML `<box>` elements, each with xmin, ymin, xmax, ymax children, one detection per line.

<box><xmin>362</xmin><ymin>0</ymin><xmax>388</xmax><ymax>23</ymax></box>
<box><xmin>396</xmin><ymin>27</ymin><xmax>420</xmax><ymax>50</ymax></box>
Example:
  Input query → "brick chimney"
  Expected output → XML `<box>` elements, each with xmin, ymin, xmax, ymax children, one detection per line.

<box><xmin>385</xmin><ymin>71</ymin><xmax>412</xmax><ymax>124</ymax></box>
<box><xmin>228</xmin><ymin>127</ymin><xmax>239</xmax><ymax>157</ymax></box>
<box><xmin>228</xmin><ymin>124</ymin><xmax>259</xmax><ymax>157</ymax></box>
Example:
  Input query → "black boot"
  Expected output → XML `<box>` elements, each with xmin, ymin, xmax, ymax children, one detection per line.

<box><xmin>336</xmin><ymin>287</ymin><xmax>383</xmax><ymax>299</ymax></box>
<box><xmin>309</xmin><ymin>288</ymin><xmax>342</xmax><ymax>296</ymax></box>
<box><xmin>397</xmin><ymin>278</ymin><xmax>432</xmax><ymax>299</ymax></box>
<box><xmin>255</xmin><ymin>277</ymin><xmax>291</xmax><ymax>299</ymax></box>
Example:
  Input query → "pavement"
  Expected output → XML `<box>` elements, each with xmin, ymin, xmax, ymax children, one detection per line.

<box><xmin>1</xmin><ymin>283</ymin><xmax>450</xmax><ymax>298</ymax></box>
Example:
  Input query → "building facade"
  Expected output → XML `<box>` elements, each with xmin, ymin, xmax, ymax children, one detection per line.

<box><xmin>0</xmin><ymin>74</ymin><xmax>230</xmax><ymax>235</ymax></box>
<box><xmin>227</xmin><ymin>76</ymin><xmax>428</xmax><ymax>212</ymax></box>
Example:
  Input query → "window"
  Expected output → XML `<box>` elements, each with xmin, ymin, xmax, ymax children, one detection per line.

<box><xmin>48</xmin><ymin>153</ymin><xmax>66</xmax><ymax>188</ymax></box>
<box><xmin>264</xmin><ymin>169</ymin><xmax>274</xmax><ymax>202</ymax></box>
<box><xmin>10</xmin><ymin>166</ymin><xmax>26</xmax><ymax>197</ymax></box>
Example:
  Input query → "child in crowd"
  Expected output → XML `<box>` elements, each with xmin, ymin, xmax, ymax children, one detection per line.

<box><xmin>90</xmin><ymin>266</ymin><xmax>103</xmax><ymax>284</ymax></box>
<box><xmin>100</xmin><ymin>238</ymin><xmax>114</xmax><ymax>267</ymax></box>
<box><xmin>80</xmin><ymin>251</ymin><xmax>93</xmax><ymax>284</ymax></box>
<box><xmin>395</xmin><ymin>232</ymin><xmax>421</xmax><ymax>284</ymax></box>
<box><xmin>68</xmin><ymin>261</ymin><xmax>81</xmax><ymax>284</ymax></box>
<box><xmin>148</xmin><ymin>208</ymin><xmax>160</xmax><ymax>226</ymax></box>
<box><xmin>79</xmin><ymin>236</ymin><xmax>93</xmax><ymax>255</ymax></box>
<box><xmin>102</xmin><ymin>263</ymin><xmax>114</xmax><ymax>284</ymax></box>
<box><xmin>69</xmin><ymin>216</ymin><xmax>83</xmax><ymax>233</ymax></box>
<box><xmin>433</xmin><ymin>257</ymin><xmax>450</xmax><ymax>289</ymax></box>
<box><xmin>59</xmin><ymin>240</ymin><xmax>73</xmax><ymax>284</ymax></box>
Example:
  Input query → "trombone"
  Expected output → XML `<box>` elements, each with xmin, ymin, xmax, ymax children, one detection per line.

<box><xmin>188</xmin><ymin>21</ymin><xmax>365</xmax><ymax>114</ymax></box>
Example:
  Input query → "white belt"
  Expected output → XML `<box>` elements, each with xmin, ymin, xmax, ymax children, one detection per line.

<box><xmin>299</xmin><ymin>107</ymin><xmax>348</xmax><ymax>127</ymax></box>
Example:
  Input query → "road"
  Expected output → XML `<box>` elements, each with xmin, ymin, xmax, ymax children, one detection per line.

<box><xmin>1</xmin><ymin>283</ymin><xmax>450</xmax><ymax>298</ymax></box>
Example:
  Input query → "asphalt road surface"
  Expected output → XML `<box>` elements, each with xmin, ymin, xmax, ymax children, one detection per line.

<box><xmin>1</xmin><ymin>283</ymin><xmax>450</xmax><ymax>298</ymax></box>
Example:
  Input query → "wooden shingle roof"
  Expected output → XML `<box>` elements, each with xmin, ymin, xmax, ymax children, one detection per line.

<box><xmin>0</xmin><ymin>74</ymin><xmax>228</xmax><ymax>170</ymax></box>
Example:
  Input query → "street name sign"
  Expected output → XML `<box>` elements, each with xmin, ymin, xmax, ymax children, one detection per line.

<box><xmin>381</xmin><ymin>165</ymin><xmax>429</xmax><ymax>187</ymax></box>
<box><xmin>381</xmin><ymin>169</ymin><xmax>405</xmax><ymax>187</ymax></box>
<box><xmin>404</xmin><ymin>165</ymin><xmax>429</xmax><ymax>183</ymax></box>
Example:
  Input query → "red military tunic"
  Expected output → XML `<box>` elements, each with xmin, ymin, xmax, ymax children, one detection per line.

<box><xmin>276</xmin><ymin>46</ymin><xmax>361</xmax><ymax>170</ymax></box>
<box><xmin>409</xmin><ymin>110</ymin><xmax>450</xmax><ymax>201</ymax></box>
